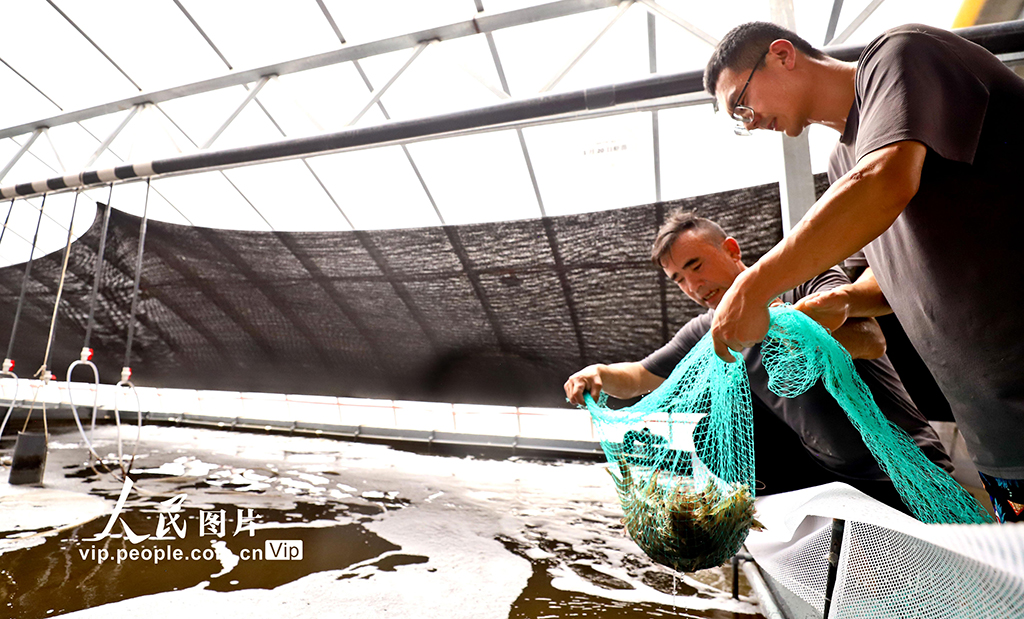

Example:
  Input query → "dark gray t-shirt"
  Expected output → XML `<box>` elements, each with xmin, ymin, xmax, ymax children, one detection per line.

<box><xmin>641</xmin><ymin>267</ymin><xmax>950</xmax><ymax>481</ymax></box>
<box><xmin>829</xmin><ymin>24</ymin><xmax>1024</xmax><ymax>477</ymax></box>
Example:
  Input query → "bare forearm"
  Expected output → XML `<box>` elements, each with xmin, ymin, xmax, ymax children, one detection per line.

<box><xmin>565</xmin><ymin>361</ymin><xmax>664</xmax><ymax>405</ymax></box>
<box><xmin>596</xmin><ymin>362</ymin><xmax>662</xmax><ymax>399</ymax></box>
<box><xmin>738</xmin><ymin>142</ymin><xmax>925</xmax><ymax>307</ymax></box>
<box><xmin>832</xmin><ymin>317</ymin><xmax>886</xmax><ymax>359</ymax></box>
<box><xmin>842</xmin><ymin>268</ymin><xmax>892</xmax><ymax>317</ymax></box>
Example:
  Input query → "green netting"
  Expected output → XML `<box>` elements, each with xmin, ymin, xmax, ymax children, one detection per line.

<box><xmin>585</xmin><ymin>306</ymin><xmax>992</xmax><ymax>573</ymax></box>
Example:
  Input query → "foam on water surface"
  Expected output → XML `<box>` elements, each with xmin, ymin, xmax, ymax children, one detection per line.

<box><xmin>0</xmin><ymin>425</ymin><xmax>763</xmax><ymax>618</ymax></box>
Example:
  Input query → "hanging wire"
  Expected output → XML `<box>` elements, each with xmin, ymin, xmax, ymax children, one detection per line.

<box><xmin>21</xmin><ymin>192</ymin><xmax>81</xmax><ymax>443</ymax></box>
<box><xmin>0</xmin><ymin>195</ymin><xmax>47</xmax><ymax>446</ymax></box>
<box><xmin>38</xmin><ymin>191</ymin><xmax>80</xmax><ymax>376</ymax></box>
<box><xmin>123</xmin><ymin>181</ymin><xmax>149</xmax><ymax>373</ymax></box>
<box><xmin>84</xmin><ymin>186</ymin><xmax>114</xmax><ymax>353</ymax></box>
<box><xmin>0</xmin><ymin>198</ymin><xmax>14</xmax><ymax>248</ymax></box>
<box><xmin>67</xmin><ymin>185</ymin><xmax>114</xmax><ymax>472</ymax></box>
<box><xmin>0</xmin><ymin>199</ymin><xmax>20</xmax><ymax>450</ymax></box>
<box><xmin>61</xmin><ymin>181</ymin><xmax>148</xmax><ymax>480</ymax></box>
<box><xmin>115</xmin><ymin>178</ymin><xmax>151</xmax><ymax>474</ymax></box>
<box><xmin>5</xmin><ymin>195</ymin><xmax>47</xmax><ymax>365</ymax></box>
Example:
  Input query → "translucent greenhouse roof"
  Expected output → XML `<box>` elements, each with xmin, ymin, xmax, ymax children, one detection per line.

<box><xmin>0</xmin><ymin>0</ymin><xmax>966</xmax><ymax>267</ymax></box>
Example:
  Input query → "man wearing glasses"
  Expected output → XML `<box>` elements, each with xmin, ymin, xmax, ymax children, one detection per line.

<box><xmin>702</xmin><ymin>22</ymin><xmax>1024</xmax><ymax>522</ymax></box>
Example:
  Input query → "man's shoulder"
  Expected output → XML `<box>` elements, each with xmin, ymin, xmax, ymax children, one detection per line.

<box><xmin>641</xmin><ymin>310</ymin><xmax>713</xmax><ymax>378</ymax></box>
<box><xmin>676</xmin><ymin>309</ymin><xmax>714</xmax><ymax>338</ymax></box>
<box><xmin>867</xmin><ymin>24</ymin><xmax>955</xmax><ymax>51</ymax></box>
<box><xmin>860</xmin><ymin>23</ymin><xmax>972</xmax><ymax>70</ymax></box>
<box><xmin>664</xmin><ymin>309</ymin><xmax>714</xmax><ymax>351</ymax></box>
<box><xmin>880</xmin><ymin>23</ymin><xmax>949</xmax><ymax>39</ymax></box>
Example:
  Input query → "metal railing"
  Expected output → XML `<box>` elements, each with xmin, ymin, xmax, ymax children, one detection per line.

<box><xmin>0</xmin><ymin>377</ymin><xmax>601</xmax><ymax>457</ymax></box>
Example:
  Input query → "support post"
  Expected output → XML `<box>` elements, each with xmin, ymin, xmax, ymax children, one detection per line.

<box><xmin>770</xmin><ymin>0</ymin><xmax>816</xmax><ymax>235</ymax></box>
<box><xmin>822</xmin><ymin>518</ymin><xmax>846</xmax><ymax>618</ymax></box>
<box><xmin>779</xmin><ymin>132</ymin><xmax>816</xmax><ymax>233</ymax></box>
<box><xmin>648</xmin><ymin>11</ymin><xmax>662</xmax><ymax>202</ymax></box>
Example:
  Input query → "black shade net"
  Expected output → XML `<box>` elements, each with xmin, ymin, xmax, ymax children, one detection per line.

<box><xmin>0</xmin><ymin>177</ymin><xmax>830</xmax><ymax>407</ymax></box>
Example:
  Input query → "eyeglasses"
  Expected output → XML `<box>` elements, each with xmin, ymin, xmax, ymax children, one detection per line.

<box><xmin>725</xmin><ymin>51</ymin><xmax>768</xmax><ymax>136</ymax></box>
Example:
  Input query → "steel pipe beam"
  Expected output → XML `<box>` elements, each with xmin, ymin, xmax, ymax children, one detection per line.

<box><xmin>479</xmin><ymin>0</ymin><xmax>546</xmax><ymax>215</ymax></box>
<box><xmin>347</xmin><ymin>42</ymin><xmax>429</xmax><ymax>127</ymax></box>
<box><xmin>828</xmin><ymin>0</ymin><xmax>885</xmax><ymax>46</ymax></box>
<box><xmin>3</xmin><ymin>20</ymin><xmax>1024</xmax><ymax>201</ymax></box>
<box><xmin>0</xmin><ymin>129</ymin><xmax>43</xmax><ymax>183</ymax></box>
<box><xmin>42</xmin><ymin>129</ymin><xmax>66</xmax><ymax>173</ymax></box>
<box><xmin>0</xmin><ymin>69</ymin><xmax>707</xmax><ymax>200</ymax></box>
<box><xmin>202</xmin><ymin>76</ymin><xmax>272</xmax><ymax>150</ymax></box>
<box><xmin>637</xmin><ymin>0</ymin><xmax>718</xmax><ymax>47</ymax></box>
<box><xmin>314</xmin><ymin>3</ymin><xmax>442</xmax><ymax>226</ymax></box>
<box><xmin>541</xmin><ymin>1</ymin><xmax>634</xmax><ymax>92</ymax></box>
<box><xmin>824</xmin><ymin>0</ymin><xmax>845</xmax><ymax>45</ymax></box>
<box><xmin>84</xmin><ymin>104</ymin><xmax>142</xmax><ymax>168</ymax></box>
<box><xmin>0</xmin><ymin>0</ymin><xmax>621</xmax><ymax>141</ymax></box>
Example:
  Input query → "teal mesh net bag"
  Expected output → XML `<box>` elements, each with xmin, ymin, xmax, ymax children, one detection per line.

<box><xmin>584</xmin><ymin>306</ymin><xmax>992</xmax><ymax>573</ymax></box>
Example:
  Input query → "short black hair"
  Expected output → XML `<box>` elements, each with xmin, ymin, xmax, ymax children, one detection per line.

<box><xmin>704</xmin><ymin>21</ymin><xmax>827</xmax><ymax>99</ymax></box>
<box><xmin>650</xmin><ymin>211</ymin><xmax>727</xmax><ymax>268</ymax></box>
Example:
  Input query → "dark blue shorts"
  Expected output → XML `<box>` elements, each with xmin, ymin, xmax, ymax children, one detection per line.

<box><xmin>978</xmin><ymin>471</ymin><xmax>1024</xmax><ymax>523</ymax></box>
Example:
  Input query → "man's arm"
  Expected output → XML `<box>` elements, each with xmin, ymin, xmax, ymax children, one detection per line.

<box><xmin>830</xmin><ymin>317</ymin><xmax>886</xmax><ymax>359</ymax></box>
<box><xmin>711</xmin><ymin>140</ymin><xmax>926</xmax><ymax>361</ymax></box>
<box><xmin>790</xmin><ymin>269</ymin><xmax>888</xmax><ymax>359</ymax></box>
<box><xmin>564</xmin><ymin>362</ymin><xmax>665</xmax><ymax>406</ymax></box>
<box><xmin>838</xmin><ymin>267</ymin><xmax>892</xmax><ymax>318</ymax></box>
<box><xmin>793</xmin><ymin>267</ymin><xmax>892</xmax><ymax>333</ymax></box>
